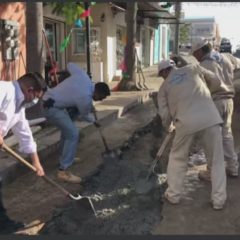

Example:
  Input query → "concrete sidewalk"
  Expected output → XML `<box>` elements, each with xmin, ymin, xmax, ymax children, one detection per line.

<box><xmin>0</xmin><ymin>65</ymin><xmax>161</xmax><ymax>186</ymax></box>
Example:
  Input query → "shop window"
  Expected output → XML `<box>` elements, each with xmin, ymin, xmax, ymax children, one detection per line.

<box><xmin>73</xmin><ymin>27</ymin><xmax>101</xmax><ymax>55</ymax></box>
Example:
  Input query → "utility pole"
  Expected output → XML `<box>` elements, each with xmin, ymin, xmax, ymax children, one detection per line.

<box><xmin>174</xmin><ymin>2</ymin><xmax>181</xmax><ymax>55</ymax></box>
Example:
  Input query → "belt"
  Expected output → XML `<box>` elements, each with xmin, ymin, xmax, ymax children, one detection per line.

<box><xmin>43</xmin><ymin>98</ymin><xmax>55</xmax><ymax>109</ymax></box>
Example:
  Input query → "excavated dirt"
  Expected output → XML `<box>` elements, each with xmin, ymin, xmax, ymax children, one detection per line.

<box><xmin>40</xmin><ymin>118</ymin><xmax>171</xmax><ymax>235</ymax></box>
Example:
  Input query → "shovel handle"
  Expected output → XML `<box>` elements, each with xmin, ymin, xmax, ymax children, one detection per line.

<box><xmin>97</xmin><ymin>127</ymin><xmax>110</xmax><ymax>152</ymax></box>
<box><xmin>2</xmin><ymin>143</ymin><xmax>36</xmax><ymax>172</ymax></box>
<box><xmin>1</xmin><ymin>143</ymin><xmax>70</xmax><ymax>197</ymax></box>
<box><xmin>146</xmin><ymin>131</ymin><xmax>173</xmax><ymax>180</ymax></box>
<box><xmin>92</xmin><ymin>108</ymin><xmax>110</xmax><ymax>152</ymax></box>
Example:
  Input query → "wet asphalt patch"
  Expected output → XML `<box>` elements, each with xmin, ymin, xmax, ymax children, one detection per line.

<box><xmin>40</xmin><ymin>121</ymin><xmax>167</xmax><ymax>234</ymax></box>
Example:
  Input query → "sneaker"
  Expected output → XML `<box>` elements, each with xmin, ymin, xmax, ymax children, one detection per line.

<box><xmin>226</xmin><ymin>168</ymin><xmax>238</xmax><ymax>178</ymax></box>
<box><xmin>74</xmin><ymin>157</ymin><xmax>83</xmax><ymax>164</ymax></box>
<box><xmin>212</xmin><ymin>202</ymin><xmax>224</xmax><ymax>210</ymax></box>
<box><xmin>57</xmin><ymin>170</ymin><xmax>82</xmax><ymax>184</ymax></box>
<box><xmin>198</xmin><ymin>170</ymin><xmax>211</xmax><ymax>182</ymax></box>
<box><xmin>164</xmin><ymin>192</ymin><xmax>180</xmax><ymax>205</ymax></box>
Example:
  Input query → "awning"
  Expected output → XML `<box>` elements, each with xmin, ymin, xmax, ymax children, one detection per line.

<box><xmin>110</xmin><ymin>2</ymin><xmax>177</xmax><ymax>25</ymax></box>
<box><xmin>137</xmin><ymin>2</ymin><xmax>177</xmax><ymax>25</ymax></box>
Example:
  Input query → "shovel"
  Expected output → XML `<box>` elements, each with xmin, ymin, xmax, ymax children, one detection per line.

<box><xmin>92</xmin><ymin>108</ymin><xmax>119</xmax><ymax>159</ymax></box>
<box><xmin>135</xmin><ymin>131</ymin><xmax>173</xmax><ymax>194</ymax></box>
<box><xmin>1</xmin><ymin>142</ymin><xmax>96</xmax><ymax>216</ymax></box>
<box><xmin>145</xmin><ymin>131</ymin><xmax>173</xmax><ymax>180</ymax></box>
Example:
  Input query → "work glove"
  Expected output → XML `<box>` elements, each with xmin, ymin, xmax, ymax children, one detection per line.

<box><xmin>93</xmin><ymin>121</ymin><xmax>101</xmax><ymax>128</ymax></box>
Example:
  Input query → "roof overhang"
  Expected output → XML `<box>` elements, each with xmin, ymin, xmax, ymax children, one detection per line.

<box><xmin>137</xmin><ymin>2</ymin><xmax>177</xmax><ymax>25</ymax></box>
<box><xmin>109</xmin><ymin>2</ymin><xmax>177</xmax><ymax>26</ymax></box>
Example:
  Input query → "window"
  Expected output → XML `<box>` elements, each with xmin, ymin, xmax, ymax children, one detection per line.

<box><xmin>44</xmin><ymin>22</ymin><xmax>57</xmax><ymax>61</ymax></box>
<box><xmin>73</xmin><ymin>27</ymin><xmax>101</xmax><ymax>55</ymax></box>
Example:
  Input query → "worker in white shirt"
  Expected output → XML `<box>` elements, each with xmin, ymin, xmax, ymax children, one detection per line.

<box><xmin>157</xmin><ymin>59</ymin><xmax>226</xmax><ymax>210</ymax></box>
<box><xmin>192</xmin><ymin>37</ymin><xmax>239</xmax><ymax>180</ymax></box>
<box><xmin>0</xmin><ymin>72</ymin><xmax>46</xmax><ymax>233</ymax></box>
<box><xmin>42</xmin><ymin>63</ymin><xmax>110</xmax><ymax>184</ymax></box>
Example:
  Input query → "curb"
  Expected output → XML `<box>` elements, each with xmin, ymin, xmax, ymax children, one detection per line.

<box><xmin>0</xmin><ymin>91</ymin><xmax>153</xmax><ymax>186</ymax></box>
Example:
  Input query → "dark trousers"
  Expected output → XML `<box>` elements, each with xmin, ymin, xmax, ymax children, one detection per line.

<box><xmin>0</xmin><ymin>180</ymin><xmax>6</xmax><ymax>214</ymax></box>
<box><xmin>0</xmin><ymin>179</ymin><xmax>24</xmax><ymax>233</ymax></box>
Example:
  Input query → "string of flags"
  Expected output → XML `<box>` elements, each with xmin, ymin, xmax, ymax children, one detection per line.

<box><xmin>59</xmin><ymin>2</ymin><xmax>96</xmax><ymax>52</ymax></box>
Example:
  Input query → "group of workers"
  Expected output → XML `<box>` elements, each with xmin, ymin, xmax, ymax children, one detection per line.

<box><xmin>0</xmin><ymin>36</ymin><xmax>240</xmax><ymax>233</ymax></box>
<box><xmin>0</xmin><ymin>63</ymin><xmax>110</xmax><ymax>233</ymax></box>
<box><xmin>157</xmin><ymin>37</ymin><xmax>240</xmax><ymax>210</ymax></box>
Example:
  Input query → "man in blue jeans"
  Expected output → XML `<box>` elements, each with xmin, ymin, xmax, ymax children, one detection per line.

<box><xmin>43</xmin><ymin>63</ymin><xmax>110</xmax><ymax>184</ymax></box>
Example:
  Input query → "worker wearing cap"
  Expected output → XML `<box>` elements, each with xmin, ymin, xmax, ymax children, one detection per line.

<box><xmin>191</xmin><ymin>37</ymin><xmax>239</xmax><ymax>180</ymax></box>
<box><xmin>157</xmin><ymin>59</ymin><xmax>226</xmax><ymax>210</ymax></box>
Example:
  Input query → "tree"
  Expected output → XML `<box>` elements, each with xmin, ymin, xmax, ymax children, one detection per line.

<box><xmin>26</xmin><ymin>2</ymin><xmax>45</xmax><ymax>75</ymax></box>
<box><xmin>117</xmin><ymin>2</ymin><xmax>139</xmax><ymax>91</ymax></box>
<box><xmin>49</xmin><ymin>2</ymin><xmax>140</xmax><ymax>91</ymax></box>
<box><xmin>179</xmin><ymin>24</ymin><xmax>190</xmax><ymax>46</ymax></box>
<box><xmin>50</xmin><ymin>2</ymin><xmax>85</xmax><ymax>26</ymax></box>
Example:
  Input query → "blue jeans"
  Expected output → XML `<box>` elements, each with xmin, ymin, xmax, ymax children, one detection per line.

<box><xmin>43</xmin><ymin>107</ymin><xmax>79</xmax><ymax>170</ymax></box>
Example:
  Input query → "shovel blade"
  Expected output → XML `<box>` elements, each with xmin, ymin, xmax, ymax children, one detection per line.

<box><xmin>72</xmin><ymin>197</ymin><xmax>96</xmax><ymax>217</ymax></box>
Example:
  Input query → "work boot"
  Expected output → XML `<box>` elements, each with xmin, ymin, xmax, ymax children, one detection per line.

<box><xmin>198</xmin><ymin>170</ymin><xmax>211</xmax><ymax>182</ymax></box>
<box><xmin>164</xmin><ymin>191</ymin><xmax>180</xmax><ymax>205</ymax></box>
<box><xmin>57</xmin><ymin>170</ymin><xmax>82</xmax><ymax>184</ymax></box>
<box><xmin>211</xmin><ymin>201</ymin><xmax>225</xmax><ymax>211</ymax></box>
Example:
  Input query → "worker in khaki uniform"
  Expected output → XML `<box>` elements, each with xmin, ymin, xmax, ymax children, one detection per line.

<box><xmin>222</xmin><ymin>52</ymin><xmax>240</xmax><ymax>70</ymax></box>
<box><xmin>157</xmin><ymin>59</ymin><xmax>226</xmax><ymax>210</ymax></box>
<box><xmin>192</xmin><ymin>37</ymin><xmax>239</xmax><ymax>180</ymax></box>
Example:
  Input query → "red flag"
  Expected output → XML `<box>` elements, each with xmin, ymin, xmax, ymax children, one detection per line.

<box><xmin>80</xmin><ymin>8</ymin><xmax>91</xmax><ymax>18</ymax></box>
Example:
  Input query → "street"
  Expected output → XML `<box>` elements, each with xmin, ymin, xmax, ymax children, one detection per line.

<box><xmin>3</xmin><ymin>100</ymin><xmax>162</xmax><ymax>235</ymax></box>
<box><xmin>2</xmin><ymin>92</ymin><xmax>240</xmax><ymax>235</ymax></box>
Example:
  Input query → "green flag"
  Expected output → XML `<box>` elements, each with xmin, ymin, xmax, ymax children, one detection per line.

<box><xmin>60</xmin><ymin>30</ymin><xmax>72</xmax><ymax>52</ymax></box>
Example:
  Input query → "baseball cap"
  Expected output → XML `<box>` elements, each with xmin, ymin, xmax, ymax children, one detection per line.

<box><xmin>191</xmin><ymin>37</ymin><xmax>209</xmax><ymax>53</ymax></box>
<box><xmin>158</xmin><ymin>59</ymin><xmax>175</xmax><ymax>73</ymax></box>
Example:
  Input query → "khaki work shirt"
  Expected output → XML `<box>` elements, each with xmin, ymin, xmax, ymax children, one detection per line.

<box><xmin>158</xmin><ymin>64</ymin><xmax>223</xmax><ymax>136</ymax></box>
<box><xmin>200</xmin><ymin>52</ymin><xmax>234</xmax><ymax>100</ymax></box>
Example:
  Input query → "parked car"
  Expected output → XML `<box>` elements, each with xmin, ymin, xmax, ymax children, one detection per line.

<box><xmin>220</xmin><ymin>38</ymin><xmax>232</xmax><ymax>53</ymax></box>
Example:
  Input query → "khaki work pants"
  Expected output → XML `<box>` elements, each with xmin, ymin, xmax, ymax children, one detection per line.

<box><xmin>166</xmin><ymin>124</ymin><xmax>226</xmax><ymax>206</ymax></box>
<box><xmin>214</xmin><ymin>98</ymin><xmax>239</xmax><ymax>173</ymax></box>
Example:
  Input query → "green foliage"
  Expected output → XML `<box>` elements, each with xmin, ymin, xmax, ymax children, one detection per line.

<box><xmin>50</xmin><ymin>2</ymin><xmax>95</xmax><ymax>25</ymax></box>
<box><xmin>179</xmin><ymin>24</ymin><xmax>190</xmax><ymax>44</ymax></box>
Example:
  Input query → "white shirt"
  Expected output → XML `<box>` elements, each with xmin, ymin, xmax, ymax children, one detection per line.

<box><xmin>43</xmin><ymin>63</ymin><xmax>95</xmax><ymax>122</ymax></box>
<box><xmin>0</xmin><ymin>81</ymin><xmax>37</xmax><ymax>154</ymax></box>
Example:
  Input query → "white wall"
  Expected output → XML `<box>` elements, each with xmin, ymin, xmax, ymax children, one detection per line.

<box><xmin>150</xmin><ymin>31</ymin><xmax>154</xmax><ymax>66</ymax></box>
<box><xmin>85</xmin><ymin>4</ymin><xmax>126</xmax><ymax>83</ymax></box>
<box><xmin>160</xmin><ymin>24</ymin><xmax>169</xmax><ymax>60</ymax></box>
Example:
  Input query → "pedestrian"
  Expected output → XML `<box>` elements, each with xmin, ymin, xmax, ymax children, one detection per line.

<box><xmin>191</xmin><ymin>37</ymin><xmax>239</xmax><ymax>180</ymax></box>
<box><xmin>0</xmin><ymin>72</ymin><xmax>46</xmax><ymax>233</ymax></box>
<box><xmin>42</xmin><ymin>62</ymin><xmax>110</xmax><ymax>184</ymax></box>
<box><xmin>157</xmin><ymin>59</ymin><xmax>226</xmax><ymax>210</ymax></box>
